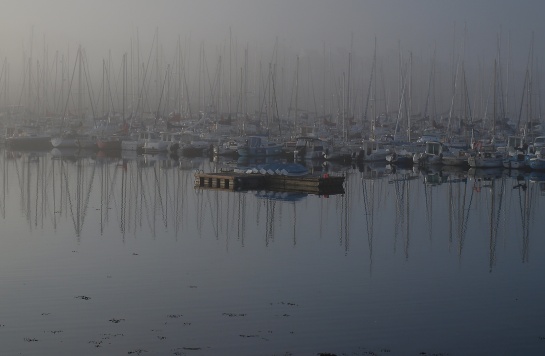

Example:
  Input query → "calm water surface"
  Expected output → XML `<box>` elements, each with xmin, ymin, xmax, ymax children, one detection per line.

<box><xmin>1</xmin><ymin>149</ymin><xmax>545</xmax><ymax>355</ymax></box>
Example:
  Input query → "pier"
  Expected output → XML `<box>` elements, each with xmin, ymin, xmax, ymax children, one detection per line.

<box><xmin>194</xmin><ymin>171</ymin><xmax>345</xmax><ymax>195</ymax></box>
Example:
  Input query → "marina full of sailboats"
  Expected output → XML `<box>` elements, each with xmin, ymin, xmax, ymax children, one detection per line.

<box><xmin>0</xmin><ymin>30</ymin><xmax>544</xmax><ymax>175</ymax></box>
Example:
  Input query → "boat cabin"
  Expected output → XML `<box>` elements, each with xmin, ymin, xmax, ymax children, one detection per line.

<box><xmin>425</xmin><ymin>141</ymin><xmax>444</xmax><ymax>155</ymax></box>
<box><xmin>294</xmin><ymin>137</ymin><xmax>328</xmax><ymax>159</ymax></box>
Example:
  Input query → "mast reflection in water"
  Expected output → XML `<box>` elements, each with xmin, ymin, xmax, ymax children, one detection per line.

<box><xmin>1</xmin><ymin>148</ymin><xmax>545</xmax><ymax>355</ymax></box>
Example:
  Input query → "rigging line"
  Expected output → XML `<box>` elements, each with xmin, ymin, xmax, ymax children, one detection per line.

<box><xmin>134</xmin><ymin>30</ymin><xmax>158</xmax><ymax>118</ymax></box>
<box><xmin>33</xmin><ymin>156</ymin><xmax>41</xmax><ymax>228</ymax></box>
<box><xmin>405</xmin><ymin>178</ymin><xmax>411</xmax><ymax>260</ymax></box>
<box><xmin>392</xmin><ymin>173</ymin><xmax>402</xmax><ymax>253</ymax></box>
<box><xmin>151</xmin><ymin>164</ymin><xmax>167</xmax><ymax>228</ymax></box>
<box><xmin>423</xmin><ymin>176</ymin><xmax>433</xmax><ymax>241</ymax></box>
<box><xmin>61</xmin><ymin>160</ymin><xmax>79</xmax><ymax>235</ymax></box>
<box><xmin>457</xmin><ymin>177</ymin><xmax>468</xmax><ymax>247</ymax></box>
<box><xmin>361</xmin><ymin>178</ymin><xmax>373</xmax><ymax>272</ymax></box>
<box><xmin>80</xmin><ymin>157</ymin><xmax>97</xmax><ymax>233</ymax></box>
<box><xmin>492</xmin><ymin>175</ymin><xmax>506</xmax><ymax>247</ymax></box>
<box><xmin>60</xmin><ymin>47</ymin><xmax>81</xmax><ymax>123</ymax></box>
<box><xmin>80</xmin><ymin>49</ymin><xmax>97</xmax><ymax>118</ymax></box>
<box><xmin>448</xmin><ymin>179</ymin><xmax>454</xmax><ymax>249</ymax></box>
<box><xmin>516</xmin><ymin>178</ymin><xmax>529</xmax><ymax>262</ymax></box>
<box><xmin>137</xmin><ymin>163</ymin><xmax>153</xmax><ymax>234</ymax></box>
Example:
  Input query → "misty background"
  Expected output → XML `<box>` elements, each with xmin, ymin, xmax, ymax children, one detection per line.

<box><xmin>1</xmin><ymin>0</ymin><xmax>544</xmax><ymax>132</ymax></box>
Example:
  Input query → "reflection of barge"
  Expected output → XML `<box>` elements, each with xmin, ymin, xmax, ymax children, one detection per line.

<box><xmin>194</xmin><ymin>171</ymin><xmax>345</xmax><ymax>195</ymax></box>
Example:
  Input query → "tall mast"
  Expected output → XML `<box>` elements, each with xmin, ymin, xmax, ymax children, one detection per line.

<box><xmin>294</xmin><ymin>55</ymin><xmax>299</xmax><ymax>134</ymax></box>
<box><xmin>372</xmin><ymin>38</ymin><xmax>377</xmax><ymax>140</ymax></box>
<box><xmin>493</xmin><ymin>59</ymin><xmax>497</xmax><ymax>139</ymax></box>
<box><xmin>229</xmin><ymin>27</ymin><xmax>232</xmax><ymax>115</ymax></box>
<box><xmin>123</xmin><ymin>52</ymin><xmax>126</xmax><ymax>121</ymax></box>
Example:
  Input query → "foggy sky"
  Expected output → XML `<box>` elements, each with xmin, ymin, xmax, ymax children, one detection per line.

<box><xmin>1</xmin><ymin>0</ymin><xmax>544</xmax><ymax>121</ymax></box>
<box><xmin>2</xmin><ymin>0</ymin><xmax>544</xmax><ymax>68</ymax></box>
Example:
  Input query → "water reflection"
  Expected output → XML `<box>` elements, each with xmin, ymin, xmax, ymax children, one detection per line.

<box><xmin>1</xmin><ymin>148</ymin><xmax>545</xmax><ymax>269</ymax></box>
<box><xmin>2</xmin><ymin>148</ymin><xmax>545</xmax><ymax>355</ymax></box>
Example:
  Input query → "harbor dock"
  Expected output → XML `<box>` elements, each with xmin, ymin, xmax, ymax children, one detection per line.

<box><xmin>194</xmin><ymin>171</ymin><xmax>345</xmax><ymax>195</ymax></box>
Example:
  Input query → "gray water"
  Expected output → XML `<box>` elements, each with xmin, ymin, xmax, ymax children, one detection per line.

<box><xmin>1</xmin><ymin>149</ymin><xmax>545</xmax><ymax>356</ymax></box>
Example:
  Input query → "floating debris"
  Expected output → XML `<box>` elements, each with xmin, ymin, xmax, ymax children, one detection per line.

<box><xmin>46</xmin><ymin>330</ymin><xmax>63</xmax><ymax>334</ymax></box>
<box><xmin>41</xmin><ymin>312</ymin><xmax>50</xmax><ymax>316</ymax></box>
<box><xmin>222</xmin><ymin>313</ymin><xmax>246</xmax><ymax>317</ymax></box>
<box><xmin>109</xmin><ymin>318</ymin><xmax>125</xmax><ymax>324</ymax></box>
<box><xmin>271</xmin><ymin>301</ymin><xmax>299</xmax><ymax>306</ymax></box>
<box><xmin>127</xmin><ymin>349</ymin><xmax>147</xmax><ymax>355</ymax></box>
<box><xmin>274</xmin><ymin>313</ymin><xmax>291</xmax><ymax>317</ymax></box>
<box><xmin>24</xmin><ymin>338</ymin><xmax>38</xmax><ymax>342</ymax></box>
<box><xmin>239</xmin><ymin>334</ymin><xmax>259</xmax><ymax>338</ymax></box>
<box><xmin>172</xmin><ymin>347</ymin><xmax>204</xmax><ymax>355</ymax></box>
<box><xmin>75</xmin><ymin>295</ymin><xmax>91</xmax><ymax>300</ymax></box>
<box><xmin>167</xmin><ymin>314</ymin><xmax>183</xmax><ymax>319</ymax></box>
<box><xmin>280</xmin><ymin>301</ymin><xmax>298</xmax><ymax>306</ymax></box>
<box><xmin>101</xmin><ymin>333</ymin><xmax>124</xmax><ymax>339</ymax></box>
<box><xmin>89</xmin><ymin>340</ymin><xmax>102</xmax><ymax>347</ymax></box>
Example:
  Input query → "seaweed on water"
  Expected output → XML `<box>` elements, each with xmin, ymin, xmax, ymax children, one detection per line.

<box><xmin>102</xmin><ymin>333</ymin><xmax>124</xmax><ymax>339</ymax></box>
<box><xmin>222</xmin><ymin>312</ymin><xmax>246</xmax><ymax>317</ymax></box>
<box><xmin>239</xmin><ymin>334</ymin><xmax>259</xmax><ymax>338</ymax></box>
<box><xmin>172</xmin><ymin>346</ymin><xmax>207</xmax><ymax>354</ymax></box>
<box><xmin>167</xmin><ymin>314</ymin><xmax>183</xmax><ymax>319</ymax></box>
<box><xmin>89</xmin><ymin>340</ymin><xmax>102</xmax><ymax>348</ymax></box>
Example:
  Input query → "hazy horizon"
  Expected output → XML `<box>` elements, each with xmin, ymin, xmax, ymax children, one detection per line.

<box><xmin>2</xmin><ymin>1</ymin><xmax>542</xmax><ymax>61</ymax></box>
<box><xmin>1</xmin><ymin>0</ymin><xmax>544</xmax><ymax>122</ymax></box>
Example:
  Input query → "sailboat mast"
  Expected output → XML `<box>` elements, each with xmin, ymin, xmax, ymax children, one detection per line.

<box><xmin>408</xmin><ymin>51</ymin><xmax>412</xmax><ymax>142</ymax></box>
<box><xmin>123</xmin><ymin>53</ymin><xmax>126</xmax><ymax>121</ymax></box>
<box><xmin>342</xmin><ymin>72</ymin><xmax>346</xmax><ymax>142</ymax></box>
<box><xmin>493</xmin><ymin>59</ymin><xmax>497</xmax><ymax>139</ymax></box>
<box><xmin>373</xmin><ymin>38</ymin><xmax>377</xmax><ymax>140</ymax></box>
<box><xmin>294</xmin><ymin>55</ymin><xmax>299</xmax><ymax>134</ymax></box>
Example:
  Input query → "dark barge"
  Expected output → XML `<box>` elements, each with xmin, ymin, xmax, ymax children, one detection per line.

<box><xmin>194</xmin><ymin>171</ymin><xmax>345</xmax><ymax>195</ymax></box>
